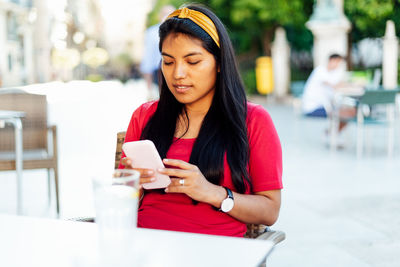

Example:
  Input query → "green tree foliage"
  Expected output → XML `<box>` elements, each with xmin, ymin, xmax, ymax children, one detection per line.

<box><xmin>147</xmin><ymin>0</ymin><xmax>187</xmax><ymax>26</ymax></box>
<box><xmin>345</xmin><ymin>0</ymin><xmax>400</xmax><ymax>42</ymax></box>
<box><xmin>207</xmin><ymin>0</ymin><xmax>312</xmax><ymax>56</ymax></box>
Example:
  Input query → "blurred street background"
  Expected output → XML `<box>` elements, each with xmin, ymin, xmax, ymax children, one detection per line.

<box><xmin>1</xmin><ymin>0</ymin><xmax>400</xmax><ymax>266</ymax></box>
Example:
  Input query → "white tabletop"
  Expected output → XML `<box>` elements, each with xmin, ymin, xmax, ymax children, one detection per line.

<box><xmin>0</xmin><ymin>214</ymin><xmax>273</xmax><ymax>267</ymax></box>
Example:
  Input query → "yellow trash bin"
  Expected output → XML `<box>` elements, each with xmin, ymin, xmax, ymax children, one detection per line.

<box><xmin>255</xmin><ymin>56</ymin><xmax>274</xmax><ymax>95</ymax></box>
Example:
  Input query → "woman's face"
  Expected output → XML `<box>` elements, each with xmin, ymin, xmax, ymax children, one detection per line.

<box><xmin>161</xmin><ymin>33</ymin><xmax>218</xmax><ymax>110</ymax></box>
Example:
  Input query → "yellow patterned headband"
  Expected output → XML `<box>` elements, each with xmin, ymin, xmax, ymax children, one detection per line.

<box><xmin>166</xmin><ymin>7</ymin><xmax>220</xmax><ymax>48</ymax></box>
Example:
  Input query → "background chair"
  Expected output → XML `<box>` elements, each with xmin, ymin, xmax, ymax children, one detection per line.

<box><xmin>354</xmin><ymin>89</ymin><xmax>399</xmax><ymax>157</ymax></box>
<box><xmin>0</xmin><ymin>89</ymin><xmax>60</xmax><ymax>215</ymax></box>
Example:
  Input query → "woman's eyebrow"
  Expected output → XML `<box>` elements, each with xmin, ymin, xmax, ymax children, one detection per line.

<box><xmin>183</xmin><ymin>52</ymin><xmax>202</xmax><ymax>58</ymax></box>
<box><xmin>161</xmin><ymin>52</ymin><xmax>174</xmax><ymax>58</ymax></box>
<box><xmin>161</xmin><ymin>52</ymin><xmax>203</xmax><ymax>58</ymax></box>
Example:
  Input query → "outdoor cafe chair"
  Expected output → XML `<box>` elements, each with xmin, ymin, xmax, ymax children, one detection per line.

<box><xmin>349</xmin><ymin>88</ymin><xmax>399</xmax><ymax>157</ymax></box>
<box><xmin>0</xmin><ymin>89</ymin><xmax>60</xmax><ymax>215</ymax></box>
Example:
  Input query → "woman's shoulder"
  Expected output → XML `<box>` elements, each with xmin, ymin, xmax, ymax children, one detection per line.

<box><xmin>139</xmin><ymin>100</ymin><xmax>159</xmax><ymax>112</ymax></box>
<box><xmin>246</xmin><ymin>102</ymin><xmax>281</xmax><ymax>152</ymax></box>
<box><xmin>134</xmin><ymin>100</ymin><xmax>159</xmax><ymax>117</ymax></box>
<box><xmin>126</xmin><ymin>101</ymin><xmax>159</xmax><ymax>140</ymax></box>
<box><xmin>246</xmin><ymin>101</ymin><xmax>276</xmax><ymax>134</ymax></box>
<box><xmin>129</xmin><ymin>101</ymin><xmax>159</xmax><ymax>128</ymax></box>
<box><xmin>246</xmin><ymin>102</ymin><xmax>271</xmax><ymax>120</ymax></box>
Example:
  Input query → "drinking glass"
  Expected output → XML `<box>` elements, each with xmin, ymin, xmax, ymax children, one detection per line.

<box><xmin>92</xmin><ymin>169</ymin><xmax>140</xmax><ymax>237</ymax></box>
<box><xmin>92</xmin><ymin>169</ymin><xmax>140</xmax><ymax>267</ymax></box>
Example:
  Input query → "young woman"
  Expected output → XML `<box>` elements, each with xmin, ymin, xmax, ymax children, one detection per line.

<box><xmin>120</xmin><ymin>4</ymin><xmax>282</xmax><ymax>237</ymax></box>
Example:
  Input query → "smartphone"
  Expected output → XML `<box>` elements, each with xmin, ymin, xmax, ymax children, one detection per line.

<box><xmin>122</xmin><ymin>140</ymin><xmax>171</xmax><ymax>189</ymax></box>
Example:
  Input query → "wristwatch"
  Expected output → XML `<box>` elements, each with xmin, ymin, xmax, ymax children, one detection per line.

<box><xmin>220</xmin><ymin>187</ymin><xmax>234</xmax><ymax>212</ymax></box>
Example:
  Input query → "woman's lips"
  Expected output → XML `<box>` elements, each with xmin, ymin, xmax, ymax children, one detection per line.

<box><xmin>174</xmin><ymin>85</ymin><xmax>191</xmax><ymax>93</ymax></box>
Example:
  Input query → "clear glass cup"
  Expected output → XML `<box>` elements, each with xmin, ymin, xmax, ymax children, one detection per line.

<box><xmin>92</xmin><ymin>169</ymin><xmax>140</xmax><ymax>237</ymax></box>
<box><xmin>92</xmin><ymin>169</ymin><xmax>140</xmax><ymax>267</ymax></box>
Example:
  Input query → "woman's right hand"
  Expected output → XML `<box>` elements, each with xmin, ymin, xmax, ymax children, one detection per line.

<box><xmin>120</xmin><ymin>157</ymin><xmax>156</xmax><ymax>187</ymax></box>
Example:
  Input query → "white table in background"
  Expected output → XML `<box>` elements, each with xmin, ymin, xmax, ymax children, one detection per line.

<box><xmin>0</xmin><ymin>214</ymin><xmax>274</xmax><ymax>267</ymax></box>
<box><xmin>0</xmin><ymin>110</ymin><xmax>25</xmax><ymax>214</ymax></box>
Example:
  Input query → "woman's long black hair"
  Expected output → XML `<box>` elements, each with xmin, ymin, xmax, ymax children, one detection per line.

<box><xmin>140</xmin><ymin>4</ymin><xmax>252</xmax><ymax>193</ymax></box>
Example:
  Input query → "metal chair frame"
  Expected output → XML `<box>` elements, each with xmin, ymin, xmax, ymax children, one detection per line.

<box><xmin>0</xmin><ymin>89</ymin><xmax>60</xmax><ymax>216</ymax></box>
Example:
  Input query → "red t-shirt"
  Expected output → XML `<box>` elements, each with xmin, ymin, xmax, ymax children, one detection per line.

<box><xmin>120</xmin><ymin>101</ymin><xmax>282</xmax><ymax>237</ymax></box>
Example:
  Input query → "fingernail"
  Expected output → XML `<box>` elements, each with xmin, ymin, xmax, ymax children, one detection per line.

<box><xmin>150</xmin><ymin>177</ymin><xmax>156</xmax><ymax>182</ymax></box>
<box><xmin>126</xmin><ymin>160</ymin><xmax>131</xmax><ymax>165</ymax></box>
<box><xmin>157</xmin><ymin>168</ymin><xmax>164</xmax><ymax>172</ymax></box>
<box><xmin>163</xmin><ymin>159</ymin><xmax>168</xmax><ymax>162</ymax></box>
<box><xmin>164</xmin><ymin>188</ymin><xmax>169</xmax><ymax>192</ymax></box>
<box><xmin>145</xmin><ymin>170</ymin><xmax>154</xmax><ymax>175</ymax></box>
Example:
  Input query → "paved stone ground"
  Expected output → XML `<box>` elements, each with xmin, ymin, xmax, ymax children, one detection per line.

<box><xmin>1</xmin><ymin>86</ymin><xmax>399</xmax><ymax>266</ymax></box>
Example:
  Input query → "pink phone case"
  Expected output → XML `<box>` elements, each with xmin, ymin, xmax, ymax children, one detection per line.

<box><xmin>122</xmin><ymin>140</ymin><xmax>171</xmax><ymax>189</ymax></box>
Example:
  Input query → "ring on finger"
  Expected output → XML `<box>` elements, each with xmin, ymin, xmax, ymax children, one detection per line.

<box><xmin>179</xmin><ymin>179</ymin><xmax>185</xmax><ymax>186</ymax></box>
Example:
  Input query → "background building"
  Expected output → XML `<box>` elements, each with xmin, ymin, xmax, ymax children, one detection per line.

<box><xmin>0</xmin><ymin>0</ymin><xmax>35</xmax><ymax>87</ymax></box>
<box><xmin>1</xmin><ymin>0</ymin><xmax>154</xmax><ymax>87</ymax></box>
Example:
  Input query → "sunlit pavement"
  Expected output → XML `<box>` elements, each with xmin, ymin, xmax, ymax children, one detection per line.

<box><xmin>1</xmin><ymin>85</ymin><xmax>399</xmax><ymax>266</ymax></box>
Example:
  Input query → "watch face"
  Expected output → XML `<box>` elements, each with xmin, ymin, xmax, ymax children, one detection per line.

<box><xmin>221</xmin><ymin>198</ymin><xmax>234</xmax><ymax>212</ymax></box>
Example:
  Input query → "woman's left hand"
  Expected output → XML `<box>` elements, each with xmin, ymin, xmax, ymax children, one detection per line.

<box><xmin>159</xmin><ymin>158</ymin><xmax>218</xmax><ymax>204</ymax></box>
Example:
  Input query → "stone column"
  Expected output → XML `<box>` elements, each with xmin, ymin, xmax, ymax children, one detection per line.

<box><xmin>332</xmin><ymin>0</ymin><xmax>343</xmax><ymax>12</ymax></box>
<box><xmin>0</xmin><ymin>9</ymin><xmax>7</xmax><ymax>86</ymax></box>
<box><xmin>22</xmin><ymin>24</ymin><xmax>35</xmax><ymax>84</ymax></box>
<box><xmin>382</xmin><ymin>20</ymin><xmax>398</xmax><ymax>89</ymax></box>
<box><xmin>33</xmin><ymin>0</ymin><xmax>52</xmax><ymax>83</ymax></box>
<box><xmin>271</xmin><ymin>27</ymin><xmax>290</xmax><ymax>98</ymax></box>
<box><xmin>306</xmin><ymin>0</ymin><xmax>351</xmax><ymax>67</ymax></box>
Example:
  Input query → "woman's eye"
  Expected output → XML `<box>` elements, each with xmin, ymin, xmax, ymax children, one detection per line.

<box><xmin>188</xmin><ymin>61</ymin><xmax>200</xmax><ymax>65</ymax></box>
<box><xmin>163</xmin><ymin>61</ymin><xmax>173</xmax><ymax>65</ymax></box>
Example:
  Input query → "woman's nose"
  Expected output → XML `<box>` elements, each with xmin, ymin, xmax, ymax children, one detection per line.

<box><xmin>173</xmin><ymin>63</ymin><xmax>186</xmax><ymax>79</ymax></box>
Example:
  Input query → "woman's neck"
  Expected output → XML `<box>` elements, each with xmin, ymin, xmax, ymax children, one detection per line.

<box><xmin>184</xmin><ymin>101</ymin><xmax>211</xmax><ymax>117</ymax></box>
<box><xmin>175</xmin><ymin>106</ymin><xmax>209</xmax><ymax>139</ymax></box>
<box><xmin>185</xmin><ymin>107</ymin><xmax>209</xmax><ymax>118</ymax></box>
<box><xmin>175</xmin><ymin>91</ymin><xmax>214</xmax><ymax>139</ymax></box>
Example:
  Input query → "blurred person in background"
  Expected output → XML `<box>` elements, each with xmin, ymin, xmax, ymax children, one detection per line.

<box><xmin>302</xmin><ymin>54</ymin><xmax>356</xmax><ymax>133</ymax></box>
<box><xmin>140</xmin><ymin>5</ymin><xmax>175</xmax><ymax>100</ymax></box>
<box><xmin>120</xmin><ymin>4</ymin><xmax>282</xmax><ymax>237</ymax></box>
